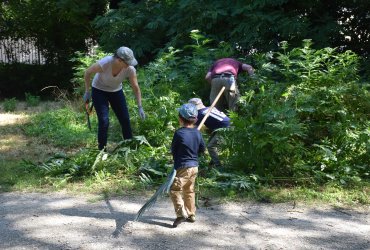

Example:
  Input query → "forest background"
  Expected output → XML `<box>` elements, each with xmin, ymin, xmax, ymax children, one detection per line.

<box><xmin>0</xmin><ymin>0</ymin><xmax>369</xmax><ymax>205</ymax></box>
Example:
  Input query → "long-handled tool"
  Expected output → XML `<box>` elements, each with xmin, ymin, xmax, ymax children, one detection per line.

<box><xmin>197</xmin><ymin>86</ymin><xmax>225</xmax><ymax>130</ymax></box>
<box><xmin>134</xmin><ymin>86</ymin><xmax>226</xmax><ymax>222</ymax></box>
<box><xmin>85</xmin><ymin>101</ymin><xmax>94</xmax><ymax>131</ymax></box>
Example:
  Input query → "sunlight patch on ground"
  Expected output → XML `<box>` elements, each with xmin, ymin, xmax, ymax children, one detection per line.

<box><xmin>0</xmin><ymin>134</ymin><xmax>39</xmax><ymax>162</ymax></box>
<box><xmin>0</xmin><ymin>113</ymin><xmax>31</xmax><ymax>160</ymax></box>
<box><xmin>0</xmin><ymin>113</ymin><xmax>29</xmax><ymax>126</ymax></box>
<box><xmin>0</xmin><ymin>134</ymin><xmax>27</xmax><ymax>147</ymax></box>
<box><xmin>0</xmin><ymin>132</ymin><xmax>61</xmax><ymax>161</ymax></box>
<box><xmin>0</xmin><ymin>110</ymin><xmax>61</xmax><ymax>161</ymax></box>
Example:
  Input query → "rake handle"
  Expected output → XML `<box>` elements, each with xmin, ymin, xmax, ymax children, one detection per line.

<box><xmin>197</xmin><ymin>86</ymin><xmax>225</xmax><ymax>130</ymax></box>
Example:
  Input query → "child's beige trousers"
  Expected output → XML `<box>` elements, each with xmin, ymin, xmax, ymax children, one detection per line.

<box><xmin>170</xmin><ymin>167</ymin><xmax>198</xmax><ymax>218</ymax></box>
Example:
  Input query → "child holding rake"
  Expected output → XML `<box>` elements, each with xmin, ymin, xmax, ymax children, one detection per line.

<box><xmin>170</xmin><ymin>103</ymin><xmax>206</xmax><ymax>227</ymax></box>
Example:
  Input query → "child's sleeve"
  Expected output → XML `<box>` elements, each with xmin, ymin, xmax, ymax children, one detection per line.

<box><xmin>198</xmin><ymin>134</ymin><xmax>206</xmax><ymax>154</ymax></box>
<box><xmin>171</xmin><ymin>132</ymin><xmax>178</xmax><ymax>155</ymax></box>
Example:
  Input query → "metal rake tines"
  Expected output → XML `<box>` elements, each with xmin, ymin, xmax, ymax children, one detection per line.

<box><xmin>134</xmin><ymin>168</ymin><xmax>176</xmax><ymax>221</ymax></box>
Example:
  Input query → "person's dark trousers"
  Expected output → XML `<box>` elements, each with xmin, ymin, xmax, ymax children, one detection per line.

<box><xmin>207</xmin><ymin>131</ymin><xmax>221</xmax><ymax>167</ymax></box>
<box><xmin>92</xmin><ymin>87</ymin><xmax>133</xmax><ymax>150</ymax></box>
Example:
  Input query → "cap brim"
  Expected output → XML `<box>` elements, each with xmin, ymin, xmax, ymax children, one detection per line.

<box><xmin>189</xmin><ymin>103</ymin><xmax>205</xmax><ymax>110</ymax></box>
<box><xmin>196</xmin><ymin>104</ymin><xmax>205</xmax><ymax>110</ymax></box>
<box><xmin>127</xmin><ymin>58</ymin><xmax>138</xmax><ymax>66</ymax></box>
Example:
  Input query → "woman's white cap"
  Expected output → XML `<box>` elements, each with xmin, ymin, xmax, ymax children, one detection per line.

<box><xmin>116</xmin><ymin>46</ymin><xmax>138</xmax><ymax>66</ymax></box>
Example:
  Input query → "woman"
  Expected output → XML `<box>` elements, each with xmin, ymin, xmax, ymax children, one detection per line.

<box><xmin>83</xmin><ymin>46</ymin><xmax>145</xmax><ymax>150</ymax></box>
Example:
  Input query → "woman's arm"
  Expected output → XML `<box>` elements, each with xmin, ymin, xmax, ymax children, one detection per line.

<box><xmin>84</xmin><ymin>63</ymin><xmax>103</xmax><ymax>92</ymax></box>
<box><xmin>242</xmin><ymin>64</ymin><xmax>254</xmax><ymax>76</ymax></box>
<box><xmin>128</xmin><ymin>73</ymin><xmax>142</xmax><ymax>107</ymax></box>
<box><xmin>205</xmin><ymin>71</ymin><xmax>212</xmax><ymax>83</ymax></box>
<box><xmin>129</xmin><ymin>73</ymin><xmax>146</xmax><ymax>119</ymax></box>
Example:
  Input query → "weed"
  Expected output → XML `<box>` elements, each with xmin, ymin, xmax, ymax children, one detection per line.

<box><xmin>3</xmin><ymin>98</ymin><xmax>17</xmax><ymax>112</ymax></box>
<box><xmin>25</xmin><ymin>92</ymin><xmax>40</xmax><ymax>107</ymax></box>
<box><xmin>23</xmin><ymin>107</ymin><xmax>95</xmax><ymax>148</ymax></box>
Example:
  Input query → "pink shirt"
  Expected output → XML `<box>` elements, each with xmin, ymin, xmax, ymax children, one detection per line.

<box><xmin>209</xmin><ymin>58</ymin><xmax>243</xmax><ymax>77</ymax></box>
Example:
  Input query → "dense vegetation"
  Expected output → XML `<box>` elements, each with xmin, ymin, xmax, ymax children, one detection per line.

<box><xmin>1</xmin><ymin>1</ymin><xmax>369</xmax><ymax>203</ymax></box>
<box><xmin>95</xmin><ymin>0</ymin><xmax>370</xmax><ymax>62</ymax></box>
<box><xmin>0</xmin><ymin>0</ymin><xmax>107</xmax><ymax>97</ymax></box>
<box><xmin>16</xmin><ymin>35</ymin><xmax>368</xmax><ymax>203</ymax></box>
<box><xmin>1</xmin><ymin>0</ymin><xmax>370</xmax><ymax>98</ymax></box>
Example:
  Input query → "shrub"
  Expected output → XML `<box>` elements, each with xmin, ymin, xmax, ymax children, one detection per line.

<box><xmin>225</xmin><ymin>40</ymin><xmax>370</xmax><ymax>185</ymax></box>
<box><xmin>67</xmin><ymin>36</ymin><xmax>369</xmax><ymax>189</ymax></box>
<box><xmin>3</xmin><ymin>98</ymin><xmax>17</xmax><ymax>112</ymax></box>
<box><xmin>25</xmin><ymin>92</ymin><xmax>40</xmax><ymax>107</ymax></box>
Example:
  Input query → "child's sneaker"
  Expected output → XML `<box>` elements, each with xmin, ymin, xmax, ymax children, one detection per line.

<box><xmin>186</xmin><ymin>215</ymin><xmax>196</xmax><ymax>223</ymax></box>
<box><xmin>173</xmin><ymin>217</ymin><xmax>186</xmax><ymax>228</ymax></box>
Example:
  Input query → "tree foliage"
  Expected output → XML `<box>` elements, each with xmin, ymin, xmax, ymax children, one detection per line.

<box><xmin>1</xmin><ymin>0</ymin><xmax>369</xmax><ymax>98</ymax></box>
<box><xmin>0</xmin><ymin>0</ymin><xmax>108</xmax><ymax>97</ymax></box>
<box><xmin>94</xmin><ymin>0</ymin><xmax>370</xmax><ymax>62</ymax></box>
<box><xmin>1</xmin><ymin>0</ymin><xmax>107</xmax><ymax>63</ymax></box>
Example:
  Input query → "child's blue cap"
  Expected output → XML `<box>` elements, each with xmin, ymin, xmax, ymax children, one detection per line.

<box><xmin>177</xmin><ymin>103</ymin><xmax>198</xmax><ymax>120</ymax></box>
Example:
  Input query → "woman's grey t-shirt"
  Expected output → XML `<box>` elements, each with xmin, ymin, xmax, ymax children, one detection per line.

<box><xmin>92</xmin><ymin>56</ymin><xmax>136</xmax><ymax>92</ymax></box>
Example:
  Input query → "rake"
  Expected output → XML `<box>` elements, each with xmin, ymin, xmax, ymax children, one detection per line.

<box><xmin>85</xmin><ymin>101</ymin><xmax>94</xmax><ymax>130</ymax></box>
<box><xmin>134</xmin><ymin>86</ymin><xmax>226</xmax><ymax>221</ymax></box>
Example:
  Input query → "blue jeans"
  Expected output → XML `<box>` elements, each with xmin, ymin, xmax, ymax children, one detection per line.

<box><xmin>92</xmin><ymin>87</ymin><xmax>132</xmax><ymax>150</ymax></box>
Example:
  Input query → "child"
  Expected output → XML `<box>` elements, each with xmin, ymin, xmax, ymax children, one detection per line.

<box><xmin>170</xmin><ymin>103</ymin><xmax>205</xmax><ymax>228</ymax></box>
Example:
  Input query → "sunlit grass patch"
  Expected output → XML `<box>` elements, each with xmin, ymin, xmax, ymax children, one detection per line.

<box><xmin>256</xmin><ymin>183</ymin><xmax>370</xmax><ymax>206</ymax></box>
<box><xmin>0</xmin><ymin>160</ymin><xmax>46</xmax><ymax>192</ymax></box>
<box><xmin>23</xmin><ymin>107</ymin><xmax>96</xmax><ymax>148</ymax></box>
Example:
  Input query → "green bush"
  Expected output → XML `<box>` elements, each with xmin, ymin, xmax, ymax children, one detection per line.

<box><xmin>3</xmin><ymin>98</ymin><xmax>17</xmax><ymax>112</ymax></box>
<box><xmin>225</xmin><ymin>40</ymin><xmax>370</xmax><ymax>185</ymax></box>
<box><xmin>65</xmin><ymin>36</ymin><xmax>369</xmax><ymax>190</ymax></box>
<box><xmin>25</xmin><ymin>92</ymin><xmax>40</xmax><ymax>107</ymax></box>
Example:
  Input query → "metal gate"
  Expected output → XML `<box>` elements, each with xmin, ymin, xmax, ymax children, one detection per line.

<box><xmin>0</xmin><ymin>37</ymin><xmax>46</xmax><ymax>64</ymax></box>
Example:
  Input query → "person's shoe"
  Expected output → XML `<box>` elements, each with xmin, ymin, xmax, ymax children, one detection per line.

<box><xmin>186</xmin><ymin>215</ymin><xmax>196</xmax><ymax>223</ymax></box>
<box><xmin>198</xmin><ymin>169</ymin><xmax>207</xmax><ymax>177</ymax></box>
<box><xmin>173</xmin><ymin>217</ymin><xmax>186</xmax><ymax>228</ymax></box>
<box><xmin>209</xmin><ymin>160</ymin><xmax>223</xmax><ymax>169</ymax></box>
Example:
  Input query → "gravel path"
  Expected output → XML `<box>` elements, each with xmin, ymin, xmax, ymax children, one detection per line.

<box><xmin>0</xmin><ymin>192</ymin><xmax>369</xmax><ymax>250</ymax></box>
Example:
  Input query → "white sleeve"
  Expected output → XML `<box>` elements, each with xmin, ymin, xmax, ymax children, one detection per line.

<box><xmin>126</xmin><ymin>66</ymin><xmax>137</xmax><ymax>78</ymax></box>
<box><xmin>97</xmin><ymin>56</ymin><xmax>112</xmax><ymax>71</ymax></box>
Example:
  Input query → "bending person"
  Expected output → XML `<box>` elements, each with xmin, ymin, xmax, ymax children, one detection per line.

<box><xmin>205</xmin><ymin>58</ymin><xmax>254</xmax><ymax>112</ymax></box>
<box><xmin>189</xmin><ymin>98</ymin><xmax>230</xmax><ymax>168</ymax></box>
<box><xmin>83</xmin><ymin>46</ymin><xmax>145</xmax><ymax>150</ymax></box>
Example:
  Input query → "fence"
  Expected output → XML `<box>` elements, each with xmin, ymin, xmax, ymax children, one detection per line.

<box><xmin>0</xmin><ymin>37</ymin><xmax>46</xmax><ymax>64</ymax></box>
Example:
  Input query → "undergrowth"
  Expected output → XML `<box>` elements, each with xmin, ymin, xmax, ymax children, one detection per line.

<box><xmin>1</xmin><ymin>35</ymin><xmax>369</xmax><ymax>206</ymax></box>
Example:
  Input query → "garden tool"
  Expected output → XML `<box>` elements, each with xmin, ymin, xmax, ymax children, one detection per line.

<box><xmin>85</xmin><ymin>101</ymin><xmax>94</xmax><ymax>130</ymax></box>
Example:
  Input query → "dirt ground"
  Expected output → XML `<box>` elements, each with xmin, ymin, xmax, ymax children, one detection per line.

<box><xmin>1</xmin><ymin>103</ymin><xmax>370</xmax><ymax>250</ymax></box>
<box><xmin>0</xmin><ymin>192</ymin><xmax>369</xmax><ymax>250</ymax></box>
<box><xmin>0</xmin><ymin>102</ymin><xmax>65</xmax><ymax>162</ymax></box>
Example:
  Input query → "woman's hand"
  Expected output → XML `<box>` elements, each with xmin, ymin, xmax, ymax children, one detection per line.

<box><xmin>83</xmin><ymin>91</ymin><xmax>91</xmax><ymax>103</ymax></box>
<box><xmin>138</xmin><ymin>105</ymin><xmax>146</xmax><ymax>120</ymax></box>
